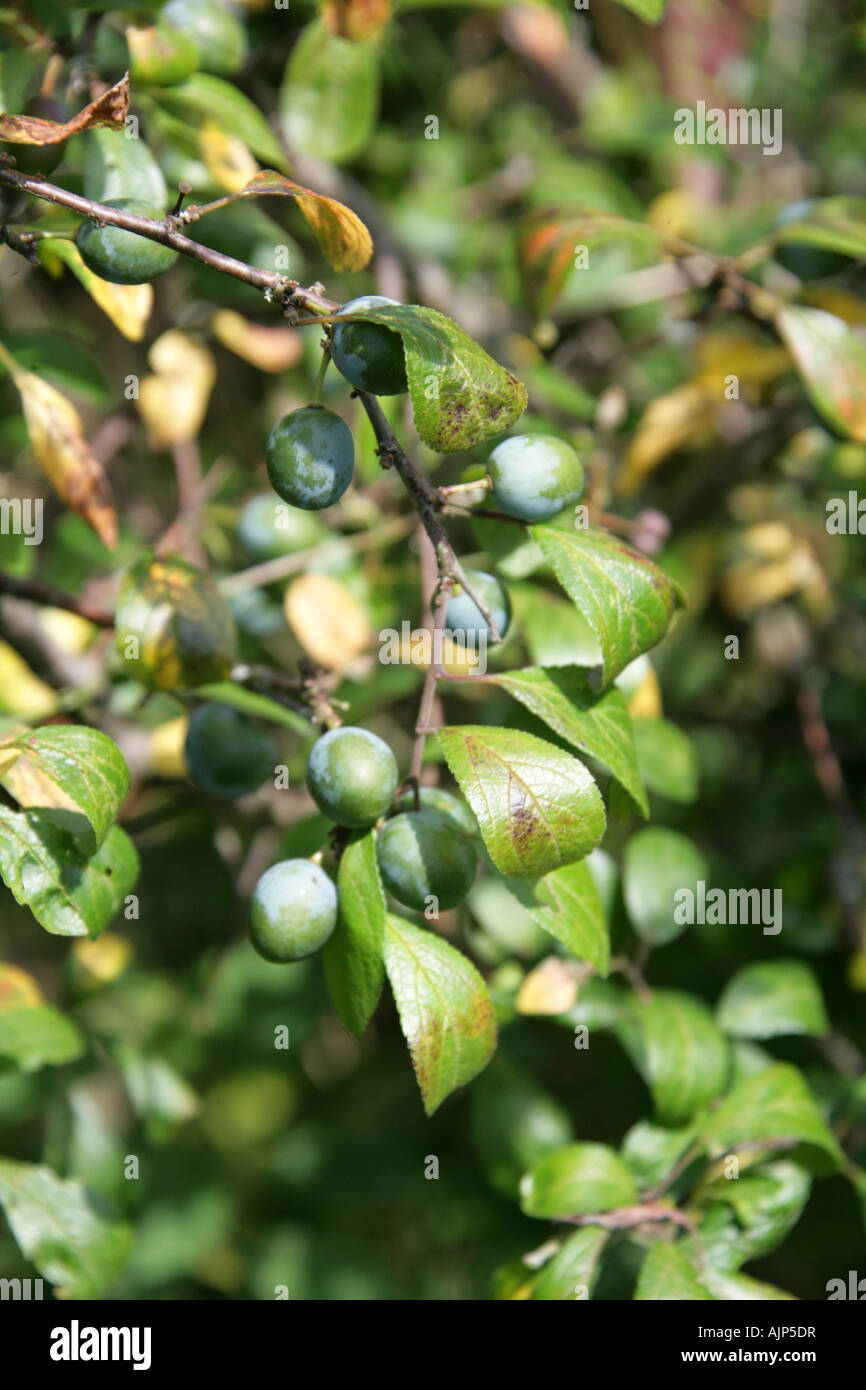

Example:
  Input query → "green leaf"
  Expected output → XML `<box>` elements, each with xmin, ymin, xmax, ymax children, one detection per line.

<box><xmin>701</xmin><ymin>1064</ymin><xmax>843</xmax><ymax>1169</ymax></box>
<box><xmin>704</xmin><ymin>1160</ymin><xmax>812</xmax><ymax>1266</ymax></box>
<box><xmin>437</xmin><ymin>725</ymin><xmax>605</xmax><ymax>879</ymax></box>
<box><xmin>0</xmin><ymin>724</ymin><xmax>130</xmax><ymax>854</ymax></box>
<box><xmin>0</xmin><ymin>1159</ymin><xmax>130</xmax><ymax>1298</ymax></box>
<box><xmin>624</xmin><ymin>992</ymin><xmax>730</xmax><ymax>1125</ymax></box>
<box><xmin>0</xmin><ymin>811</ymin><xmax>139</xmax><ymax>939</ymax></box>
<box><xmin>530</xmin><ymin>526</ymin><xmax>684</xmax><ymax>688</ymax></box>
<box><xmin>531</xmin><ymin>860</ymin><xmax>610</xmax><ymax>975</ymax></box>
<box><xmin>635</xmin><ymin>1243</ymin><xmax>711</xmax><ymax>1300</ymax></box>
<box><xmin>336</xmin><ymin>301</ymin><xmax>527</xmax><ymax>452</ymax></box>
<box><xmin>703</xmin><ymin>1268</ymin><xmax>796</xmax><ymax>1300</ymax></box>
<box><xmin>622</xmin><ymin>827</ymin><xmax>708</xmax><ymax>946</ymax></box>
<box><xmin>279</xmin><ymin>20</ymin><xmax>379</xmax><ymax>165</ymax></box>
<box><xmin>323</xmin><ymin>830</ymin><xmax>386</xmax><ymax>1038</ymax></box>
<box><xmin>491</xmin><ymin>666</ymin><xmax>648</xmax><ymax>817</ymax></box>
<box><xmin>153</xmin><ymin>73</ymin><xmax>287</xmax><ymax>169</ymax></box>
<box><xmin>774</xmin><ymin>196</ymin><xmax>866</xmax><ymax>260</ymax></box>
<box><xmin>0</xmin><ymin>1004</ymin><xmax>84</xmax><ymax>1071</ymax></box>
<box><xmin>532</xmin><ymin>1226</ymin><xmax>609</xmax><ymax>1300</ymax></box>
<box><xmin>193</xmin><ymin>680</ymin><xmax>313</xmax><ymax>737</ymax></box>
<box><xmin>82</xmin><ymin>127</ymin><xmax>167</xmax><ymax>204</ymax></box>
<box><xmin>383</xmin><ymin>915</ymin><xmax>497</xmax><ymax>1115</ymax></box>
<box><xmin>620</xmin><ymin>1119</ymin><xmax>700</xmax><ymax>1189</ymax></box>
<box><xmin>630</xmin><ymin>716</ymin><xmax>698</xmax><ymax>804</ymax></box>
<box><xmin>520</xmin><ymin>1142</ymin><xmax>637</xmax><ymax>1220</ymax></box>
<box><xmin>611</xmin><ymin>0</ymin><xmax>667</xmax><ymax>22</ymax></box>
<box><xmin>776</xmin><ymin>304</ymin><xmax>866</xmax><ymax>442</ymax></box>
<box><xmin>716</xmin><ymin>961</ymin><xmax>829</xmax><ymax>1040</ymax></box>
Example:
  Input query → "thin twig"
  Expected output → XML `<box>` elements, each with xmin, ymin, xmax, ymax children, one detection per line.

<box><xmin>0</xmin><ymin>571</ymin><xmax>113</xmax><ymax>627</ymax></box>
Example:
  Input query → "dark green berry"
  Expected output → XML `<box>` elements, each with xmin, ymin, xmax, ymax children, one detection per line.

<box><xmin>184</xmin><ymin>702</ymin><xmax>276</xmax><ymax>798</ymax></box>
<box><xmin>266</xmin><ymin>406</ymin><xmax>354</xmax><ymax>511</ymax></box>
<box><xmin>331</xmin><ymin>295</ymin><xmax>408</xmax><ymax>396</ymax></box>
<box><xmin>376</xmin><ymin>808</ymin><xmax>477</xmax><ymax>912</ymax></box>
<box><xmin>76</xmin><ymin>198</ymin><xmax>178</xmax><ymax>284</ymax></box>
<box><xmin>392</xmin><ymin>786</ymin><xmax>478</xmax><ymax>837</ymax></box>
<box><xmin>306</xmin><ymin>726</ymin><xmax>398</xmax><ymax>829</ymax></box>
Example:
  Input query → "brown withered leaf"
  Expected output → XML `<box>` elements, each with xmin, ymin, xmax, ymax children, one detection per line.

<box><xmin>190</xmin><ymin>169</ymin><xmax>373</xmax><ymax>272</ymax></box>
<box><xmin>0</xmin><ymin>343</ymin><xmax>117</xmax><ymax>549</ymax></box>
<box><xmin>0</xmin><ymin>73</ymin><xmax>129</xmax><ymax>146</ymax></box>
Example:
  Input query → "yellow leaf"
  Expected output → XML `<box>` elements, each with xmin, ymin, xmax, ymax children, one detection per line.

<box><xmin>645</xmin><ymin>188</ymin><xmax>705</xmax><ymax>239</ymax></box>
<box><xmin>802</xmin><ymin>287</ymin><xmax>866</xmax><ymax>327</ymax></box>
<box><xmin>191</xmin><ymin>169</ymin><xmax>373</xmax><ymax>272</ymax></box>
<box><xmin>0</xmin><ymin>641</ymin><xmax>58</xmax><ymax>719</ymax></box>
<box><xmin>137</xmin><ymin>330</ymin><xmax>217</xmax><ymax>448</ymax></box>
<box><xmin>36</xmin><ymin>607</ymin><xmax>96</xmax><ymax>655</ymax></box>
<box><xmin>211</xmin><ymin>310</ymin><xmax>304</xmax><ymax>373</ymax></box>
<box><xmin>149</xmin><ymin>716</ymin><xmax>189</xmax><ymax>779</ymax></box>
<box><xmin>1</xmin><ymin>749</ymin><xmax>83</xmax><ymax>823</ymax></box>
<box><xmin>0</xmin><ymin>342</ymin><xmax>117</xmax><ymax>548</ymax></box>
<box><xmin>40</xmin><ymin>239</ymin><xmax>152</xmax><ymax>342</ymax></box>
<box><xmin>0</xmin><ymin>963</ymin><xmax>44</xmax><ymax>1011</ymax></box>
<box><xmin>627</xmin><ymin>664</ymin><xmax>663</xmax><ymax>719</ymax></box>
<box><xmin>71</xmin><ymin>933</ymin><xmax>133</xmax><ymax>991</ymax></box>
<box><xmin>198</xmin><ymin>121</ymin><xmax>259</xmax><ymax>193</ymax></box>
<box><xmin>618</xmin><ymin>383</ymin><xmax>715</xmax><ymax>497</ymax></box>
<box><xmin>284</xmin><ymin>572</ymin><xmax>371</xmax><ymax>669</ymax></box>
<box><xmin>322</xmin><ymin>0</ymin><xmax>392</xmax><ymax>41</ymax></box>
<box><xmin>696</xmin><ymin>332</ymin><xmax>790</xmax><ymax>393</ymax></box>
<box><xmin>516</xmin><ymin>957</ymin><xmax>580</xmax><ymax>1016</ymax></box>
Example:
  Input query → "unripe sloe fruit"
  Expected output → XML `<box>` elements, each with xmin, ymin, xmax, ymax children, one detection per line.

<box><xmin>238</xmin><ymin>492</ymin><xmax>324</xmax><ymax>560</ymax></box>
<box><xmin>392</xmin><ymin>786</ymin><xmax>478</xmax><ymax>837</ymax></box>
<box><xmin>331</xmin><ymin>295</ymin><xmax>408</xmax><ymax>396</ymax></box>
<box><xmin>266</xmin><ymin>406</ymin><xmax>354</xmax><ymax>511</ymax></box>
<box><xmin>306</xmin><ymin>726</ymin><xmax>398</xmax><ymax>828</ymax></box>
<box><xmin>376</xmin><ymin>808</ymin><xmax>477</xmax><ymax>912</ymax></box>
<box><xmin>446</xmin><ymin>569</ymin><xmax>511</xmax><ymax>646</ymax></box>
<box><xmin>184</xmin><ymin>702</ymin><xmax>275</xmax><ymax>798</ymax></box>
<box><xmin>487</xmin><ymin>434</ymin><xmax>584</xmax><ymax>522</ymax></box>
<box><xmin>76</xmin><ymin>199</ymin><xmax>178</xmax><ymax>285</ymax></box>
<box><xmin>249</xmin><ymin>859</ymin><xmax>337</xmax><ymax>962</ymax></box>
<box><xmin>774</xmin><ymin>200</ymin><xmax>850</xmax><ymax>280</ymax></box>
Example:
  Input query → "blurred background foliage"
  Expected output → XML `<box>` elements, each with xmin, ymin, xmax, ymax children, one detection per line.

<box><xmin>1</xmin><ymin>0</ymin><xmax>865</xmax><ymax>1299</ymax></box>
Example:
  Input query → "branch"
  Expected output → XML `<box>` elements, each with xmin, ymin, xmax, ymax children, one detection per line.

<box><xmin>0</xmin><ymin>570</ymin><xmax>113</xmax><ymax>627</ymax></box>
<box><xmin>0</xmin><ymin>167</ymin><xmax>339</xmax><ymax>315</ymax></box>
<box><xmin>356</xmin><ymin>390</ymin><xmax>503</xmax><ymax>642</ymax></box>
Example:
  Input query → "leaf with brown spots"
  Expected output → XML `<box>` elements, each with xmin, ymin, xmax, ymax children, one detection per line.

<box><xmin>0</xmin><ymin>74</ymin><xmax>129</xmax><ymax>145</ymax></box>
<box><xmin>437</xmin><ymin>725</ymin><xmax>605</xmax><ymax>879</ymax></box>
<box><xmin>383</xmin><ymin>915</ymin><xmax>496</xmax><ymax>1115</ymax></box>
<box><xmin>331</xmin><ymin>300</ymin><xmax>527</xmax><ymax>451</ymax></box>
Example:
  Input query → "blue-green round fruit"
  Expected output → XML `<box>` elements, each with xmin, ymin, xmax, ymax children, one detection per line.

<box><xmin>306</xmin><ymin>726</ymin><xmax>398</xmax><ymax>828</ymax></box>
<box><xmin>331</xmin><ymin>295</ymin><xmax>408</xmax><ymax>396</ymax></box>
<box><xmin>76</xmin><ymin>199</ymin><xmax>178</xmax><ymax>285</ymax></box>
<box><xmin>249</xmin><ymin>859</ymin><xmax>337</xmax><ymax>962</ymax></box>
<box><xmin>773</xmin><ymin>201</ymin><xmax>850</xmax><ymax>280</ymax></box>
<box><xmin>376</xmin><ymin>809</ymin><xmax>477</xmax><ymax>912</ymax></box>
<box><xmin>185</xmin><ymin>702</ymin><xmax>275</xmax><ymax>798</ymax></box>
<box><xmin>446</xmin><ymin>569</ymin><xmax>511</xmax><ymax>646</ymax></box>
<box><xmin>266</xmin><ymin>406</ymin><xmax>354</xmax><ymax>511</ymax></box>
<box><xmin>487</xmin><ymin>434</ymin><xmax>584</xmax><ymax>522</ymax></box>
<box><xmin>237</xmin><ymin>492</ymin><xmax>325</xmax><ymax>560</ymax></box>
<box><xmin>163</xmin><ymin>0</ymin><xmax>248</xmax><ymax>75</ymax></box>
<box><xmin>392</xmin><ymin>786</ymin><xmax>478</xmax><ymax>836</ymax></box>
